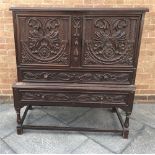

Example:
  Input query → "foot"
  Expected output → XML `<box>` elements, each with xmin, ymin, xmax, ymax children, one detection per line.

<box><xmin>29</xmin><ymin>105</ymin><xmax>33</xmax><ymax>110</ymax></box>
<box><xmin>122</xmin><ymin>130</ymin><xmax>129</xmax><ymax>139</ymax></box>
<box><xmin>111</xmin><ymin>107</ymin><xmax>116</xmax><ymax>113</ymax></box>
<box><xmin>17</xmin><ymin>127</ymin><xmax>23</xmax><ymax>135</ymax></box>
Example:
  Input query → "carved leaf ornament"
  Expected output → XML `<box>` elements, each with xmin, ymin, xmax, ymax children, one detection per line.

<box><xmin>22</xmin><ymin>92</ymin><xmax>126</xmax><ymax>104</ymax></box>
<box><xmin>85</xmin><ymin>18</ymin><xmax>134</xmax><ymax>65</ymax></box>
<box><xmin>23</xmin><ymin>71</ymin><xmax>130</xmax><ymax>83</ymax></box>
<box><xmin>21</xmin><ymin>17</ymin><xmax>68</xmax><ymax>64</ymax></box>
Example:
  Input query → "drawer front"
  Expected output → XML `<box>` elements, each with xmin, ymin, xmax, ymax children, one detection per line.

<box><xmin>15</xmin><ymin>14</ymin><xmax>71</xmax><ymax>66</ymax></box>
<box><xmin>18</xmin><ymin>89</ymin><xmax>134</xmax><ymax>107</ymax></box>
<box><xmin>82</xmin><ymin>15</ymin><xmax>141</xmax><ymax>68</ymax></box>
<box><xmin>19</xmin><ymin>69</ymin><xmax>134</xmax><ymax>85</ymax></box>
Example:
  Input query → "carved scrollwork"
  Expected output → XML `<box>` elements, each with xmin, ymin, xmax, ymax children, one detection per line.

<box><xmin>21</xmin><ymin>17</ymin><xmax>69</xmax><ymax>64</ymax></box>
<box><xmin>23</xmin><ymin>71</ymin><xmax>130</xmax><ymax>83</ymax></box>
<box><xmin>83</xmin><ymin>17</ymin><xmax>135</xmax><ymax>65</ymax></box>
<box><xmin>21</xmin><ymin>92</ymin><xmax>127</xmax><ymax>104</ymax></box>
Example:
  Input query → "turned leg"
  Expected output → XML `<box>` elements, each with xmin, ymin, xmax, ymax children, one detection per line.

<box><xmin>123</xmin><ymin>112</ymin><xmax>131</xmax><ymax>139</ymax></box>
<box><xmin>15</xmin><ymin>107</ymin><xmax>23</xmax><ymax>135</ymax></box>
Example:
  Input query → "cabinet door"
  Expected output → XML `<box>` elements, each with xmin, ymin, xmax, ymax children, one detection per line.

<box><xmin>82</xmin><ymin>15</ymin><xmax>141</xmax><ymax>68</ymax></box>
<box><xmin>15</xmin><ymin>14</ymin><xmax>71</xmax><ymax>66</ymax></box>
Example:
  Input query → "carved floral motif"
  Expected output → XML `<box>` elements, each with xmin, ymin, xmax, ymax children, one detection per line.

<box><xmin>23</xmin><ymin>71</ymin><xmax>130</xmax><ymax>83</ymax></box>
<box><xmin>21</xmin><ymin>17</ymin><xmax>69</xmax><ymax>64</ymax></box>
<box><xmin>72</xmin><ymin>16</ymin><xmax>81</xmax><ymax>62</ymax></box>
<box><xmin>21</xmin><ymin>92</ymin><xmax>127</xmax><ymax>103</ymax></box>
<box><xmin>83</xmin><ymin>17</ymin><xmax>135</xmax><ymax>65</ymax></box>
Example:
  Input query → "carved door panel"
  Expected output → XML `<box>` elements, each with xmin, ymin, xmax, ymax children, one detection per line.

<box><xmin>16</xmin><ymin>15</ymin><xmax>71</xmax><ymax>66</ymax></box>
<box><xmin>82</xmin><ymin>16</ymin><xmax>141</xmax><ymax>68</ymax></box>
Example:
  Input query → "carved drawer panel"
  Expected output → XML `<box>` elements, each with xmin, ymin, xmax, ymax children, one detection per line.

<box><xmin>19</xmin><ymin>68</ymin><xmax>134</xmax><ymax>84</ymax></box>
<box><xmin>16</xmin><ymin>15</ymin><xmax>71</xmax><ymax>66</ymax></box>
<box><xmin>17</xmin><ymin>89</ymin><xmax>134</xmax><ymax>107</ymax></box>
<box><xmin>82</xmin><ymin>15</ymin><xmax>141</xmax><ymax>68</ymax></box>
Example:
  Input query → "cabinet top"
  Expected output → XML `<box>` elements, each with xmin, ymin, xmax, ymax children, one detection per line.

<box><xmin>9</xmin><ymin>7</ymin><xmax>149</xmax><ymax>12</ymax></box>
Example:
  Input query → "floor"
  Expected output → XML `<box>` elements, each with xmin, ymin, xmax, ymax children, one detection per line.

<box><xmin>0</xmin><ymin>102</ymin><xmax>155</xmax><ymax>154</ymax></box>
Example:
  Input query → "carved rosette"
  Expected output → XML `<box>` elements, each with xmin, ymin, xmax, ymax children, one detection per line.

<box><xmin>21</xmin><ymin>92</ymin><xmax>127</xmax><ymax>104</ymax></box>
<box><xmin>83</xmin><ymin>17</ymin><xmax>136</xmax><ymax>66</ymax></box>
<box><xmin>22</xmin><ymin>71</ymin><xmax>130</xmax><ymax>83</ymax></box>
<box><xmin>21</xmin><ymin>17</ymin><xmax>69</xmax><ymax>65</ymax></box>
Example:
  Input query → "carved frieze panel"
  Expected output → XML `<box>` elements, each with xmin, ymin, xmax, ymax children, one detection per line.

<box><xmin>82</xmin><ymin>16</ymin><xmax>139</xmax><ymax>66</ymax></box>
<box><xmin>21</xmin><ymin>70</ymin><xmax>132</xmax><ymax>84</ymax></box>
<box><xmin>21</xmin><ymin>91</ymin><xmax>127</xmax><ymax>104</ymax></box>
<box><xmin>18</xmin><ymin>16</ymin><xmax>70</xmax><ymax>65</ymax></box>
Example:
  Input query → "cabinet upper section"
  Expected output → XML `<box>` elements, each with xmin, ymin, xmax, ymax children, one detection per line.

<box><xmin>10</xmin><ymin>7</ymin><xmax>148</xmax><ymax>68</ymax></box>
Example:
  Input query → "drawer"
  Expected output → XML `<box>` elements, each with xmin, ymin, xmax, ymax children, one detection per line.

<box><xmin>18</xmin><ymin>68</ymin><xmax>134</xmax><ymax>85</ymax></box>
<box><xmin>13</xmin><ymin>82</ymin><xmax>135</xmax><ymax>108</ymax></box>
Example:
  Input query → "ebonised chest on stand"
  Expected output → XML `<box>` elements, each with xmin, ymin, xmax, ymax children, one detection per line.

<box><xmin>10</xmin><ymin>7</ymin><xmax>149</xmax><ymax>138</ymax></box>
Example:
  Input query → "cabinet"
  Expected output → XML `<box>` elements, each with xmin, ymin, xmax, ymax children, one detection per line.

<box><xmin>10</xmin><ymin>7</ymin><xmax>148</xmax><ymax>138</ymax></box>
